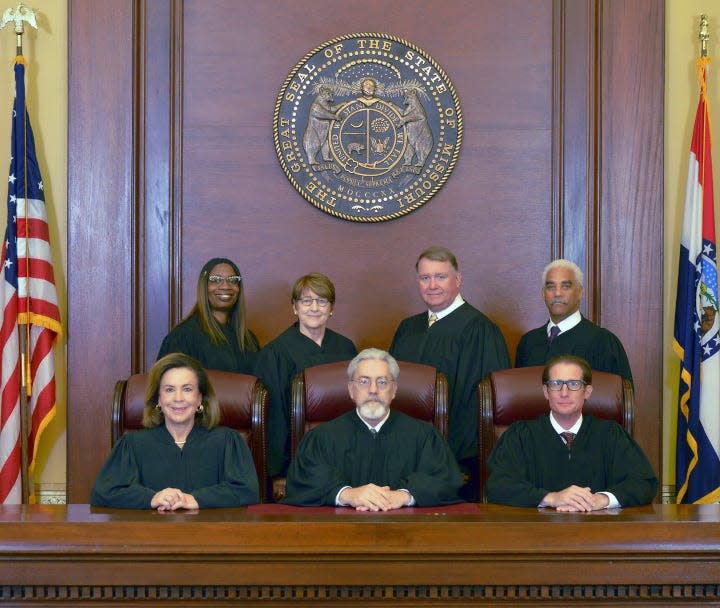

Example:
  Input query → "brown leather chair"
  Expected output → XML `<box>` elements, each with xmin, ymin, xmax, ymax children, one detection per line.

<box><xmin>477</xmin><ymin>365</ymin><xmax>634</xmax><ymax>501</ymax></box>
<box><xmin>290</xmin><ymin>359</ymin><xmax>448</xmax><ymax>457</ymax></box>
<box><xmin>112</xmin><ymin>369</ymin><xmax>269</xmax><ymax>502</ymax></box>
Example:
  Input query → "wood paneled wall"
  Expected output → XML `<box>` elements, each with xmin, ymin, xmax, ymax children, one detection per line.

<box><xmin>68</xmin><ymin>0</ymin><xmax>663</xmax><ymax>502</ymax></box>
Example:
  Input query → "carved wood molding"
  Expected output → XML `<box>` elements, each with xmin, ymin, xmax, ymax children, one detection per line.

<box><xmin>1</xmin><ymin>584</ymin><xmax>718</xmax><ymax>604</ymax></box>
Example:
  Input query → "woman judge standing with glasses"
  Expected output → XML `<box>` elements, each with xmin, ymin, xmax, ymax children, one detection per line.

<box><xmin>157</xmin><ymin>258</ymin><xmax>260</xmax><ymax>373</ymax></box>
<box><xmin>254</xmin><ymin>273</ymin><xmax>357</xmax><ymax>501</ymax></box>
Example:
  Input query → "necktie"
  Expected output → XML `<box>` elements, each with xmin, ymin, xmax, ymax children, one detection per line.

<box><xmin>428</xmin><ymin>312</ymin><xmax>438</xmax><ymax>327</ymax></box>
<box><xmin>369</xmin><ymin>428</ymin><xmax>378</xmax><ymax>437</ymax></box>
<box><xmin>548</xmin><ymin>325</ymin><xmax>560</xmax><ymax>342</ymax></box>
<box><xmin>560</xmin><ymin>431</ymin><xmax>575</xmax><ymax>450</ymax></box>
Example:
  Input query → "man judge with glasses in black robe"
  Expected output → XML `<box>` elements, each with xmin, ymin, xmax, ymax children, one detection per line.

<box><xmin>283</xmin><ymin>348</ymin><xmax>463</xmax><ymax>510</ymax></box>
<box><xmin>486</xmin><ymin>355</ymin><xmax>656</xmax><ymax>511</ymax></box>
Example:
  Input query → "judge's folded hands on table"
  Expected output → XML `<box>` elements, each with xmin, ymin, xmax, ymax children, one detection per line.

<box><xmin>151</xmin><ymin>488</ymin><xmax>199</xmax><ymax>512</ymax></box>
<box><xmin>541</xmin><ymin>485</ymin><xmax>610</xmax><ymax>512</ymax></box>
<box><xmin>338</xmin><ymin>483</ymin><xmax>412</xmax><ymax>512</ymax></box>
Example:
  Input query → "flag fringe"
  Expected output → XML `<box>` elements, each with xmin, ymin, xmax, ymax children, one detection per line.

<box><xmin>17</xmin><ymin>313</ymin><xmax>62</xmax><ymax>338</ymax></box>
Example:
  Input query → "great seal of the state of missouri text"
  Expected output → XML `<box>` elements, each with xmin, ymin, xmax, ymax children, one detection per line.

<box><xmin>273</xmin><ymin>33</ymin><xmax>462</xmax><ymax>222</ymax></box>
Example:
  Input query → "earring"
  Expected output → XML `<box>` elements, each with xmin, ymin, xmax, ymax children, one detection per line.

<box><xmin>155</xmin><ymin>404</ymin><xmax>161</xmax><ymax>411</ymax></box>
<box><xmin>197</xmin><ymin>404</ymin><xmax>204</xmax><ymax>413</ymax></box>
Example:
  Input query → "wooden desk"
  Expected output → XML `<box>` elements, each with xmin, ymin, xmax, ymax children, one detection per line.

<box><xmin>1</xmin><ymin>503</ymin><xmax>719</xmax><ymax>605</ymax></box>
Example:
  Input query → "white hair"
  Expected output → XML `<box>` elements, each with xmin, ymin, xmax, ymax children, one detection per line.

<box><xmin>347</xmin><ymin>348</ymin><xmax>400</xmax><ymax>382</ymax></box>
<box><xmin>542</xmin><ymin>259</ymin><xmax>584</xmax><ymax>287</ymax></box>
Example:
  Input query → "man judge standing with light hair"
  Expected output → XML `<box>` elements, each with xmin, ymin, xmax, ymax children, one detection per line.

<box><xmin>515</xmin><ymin>259</ymin><xmax>633</xmax><ymax>383</ymax></box>
<box><xmin>389</xmin><ymin>246</ymin><xmax>510</xmax><ymax>501</ymax></box>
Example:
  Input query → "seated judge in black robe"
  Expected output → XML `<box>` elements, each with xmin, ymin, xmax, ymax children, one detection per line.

<box><xmin>515</xmin><ymin>259</ymin><xmax>633</xmax><ymax>383</ymax></box>
<box><xmin>254</xmin><ymin>273</ymin><xmax>357</xmax><ymax>500</ymax></box>
<box><xmin>283</xmin><ymin>349</ymin><xmax>464</xmax><ymax>510</ymax></box>
<box><xmin>91</xmin><ymin>353</ymin><xmax>259</xmax><ymax>510</ymax></box>
<box><xmin>157</xmin><ymin>257</ymin><xmax>260</xmax><ymax>373</ymax></box>
<box><xmin>389</xmin><ymin>246</ymin><xmax>510</xmax><ymax>500</ymax></box>
<box><xmin>487</xmin><ymin>355</ymin><xmax>656</xmax><ymax>511</ymax></box>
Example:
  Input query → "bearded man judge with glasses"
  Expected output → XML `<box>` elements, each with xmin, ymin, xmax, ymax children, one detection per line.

<box><xmin>283</xmin><ymin>349</ymin><xmax>464</xmax><ymax>510</ymax></box>
<box><xmin>487</xmin><ymin>355</ymin><xmax>657</xmax><ymax>511</ymax></box>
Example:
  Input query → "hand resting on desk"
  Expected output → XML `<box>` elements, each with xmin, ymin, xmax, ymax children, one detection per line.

<box><xmin>339</xmin><ymin>484</ymin><xmax>412</xmax><ymax>511</ymax></box>
<box><xmin>541</xmin><ymin>485</ymin><xmax>610</xmax><ymax>512</ymax></box>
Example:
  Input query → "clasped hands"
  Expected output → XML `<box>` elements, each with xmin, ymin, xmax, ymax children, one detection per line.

<box><xmin>339</xmin><ymin>483</ymin><xmax>412</xmax><ymax>511</ymax></box>
<box><xmin>150</xmin><ymin>487</ymin><xmax>199</xmax><ymax>511</ymax></box>
<box><xmin>542</xmin><ymin>485</ymin><xmax>610</xmax><ymax>512</ymax></box>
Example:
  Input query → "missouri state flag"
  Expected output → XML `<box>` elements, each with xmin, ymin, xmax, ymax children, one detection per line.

<box><xmin>674</xmin><ymin>56</ymin><xmax>720</xmax><ymax>504</ymax></box>
<box><xmin>0</xmin><ymin>57</ymin><xmax>62</xmax><ymax>504</ymax></box>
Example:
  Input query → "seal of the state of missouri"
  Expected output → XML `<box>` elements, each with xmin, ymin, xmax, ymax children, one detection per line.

<box><xmin>273</xmin><ymin>33</ymin><xmax>462</xmax><ymax>222</ymax></box>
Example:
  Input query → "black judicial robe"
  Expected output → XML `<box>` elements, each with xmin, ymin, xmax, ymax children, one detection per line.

<box><xmin>389</xmin><ymin>302</ymin><xmax>511</xmax><ymax>462</ymax></box>
<box><xmin>157</xmin><ymin>312</ymin><xmax>260</xmax><ymax>373</ymax></box>
<box><xmin>515</xmin><ymin>316</ymin><xmax>633</xmax><ymax>383</ymax></box>
<box><xmin>90</xmin><ymin>424</ymin><xmax>259</xmax><ymax>508</ymax></box>
<box><xmin>486</xmin><ymin>414</ymin><xmax>657</xmax><ymax>507</ymax></box>
<box><xmin>254</xmin><ymin>323</ymin><xmax>357</xmax><ymax>478</ymax></box>
<box><xmin>283</xmin><ymin>410</ymin><xmax>464</xmax><ymax>507</ymax></box>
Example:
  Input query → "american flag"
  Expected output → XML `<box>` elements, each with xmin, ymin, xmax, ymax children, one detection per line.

<box><xmin>0</xmin><ymin>58</ymin><xmax>62</xmax><ymax>504</ymax></box>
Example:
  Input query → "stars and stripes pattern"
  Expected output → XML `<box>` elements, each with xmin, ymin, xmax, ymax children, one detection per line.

<box><xmin>674</xmin><ymin>57</ymin><xmax>720</xmax><ymax>504</ymax></box>
<box><xmin>0</xmin><ymin>58</ymin><xmax>62</xmax><ymax>504</ymax></box>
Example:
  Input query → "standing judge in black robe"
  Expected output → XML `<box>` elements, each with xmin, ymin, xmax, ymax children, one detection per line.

<box><xmin>157</xmin><ymin>258</ymin><xmax>260</xmax><ymax>373</ymax></box>
<box><xmin>389</xmin><ymin>246</ymin><xmax>510</xmax><ymax>501</ymax></box>
<box><xmin>283</xmin><ymin>349</ymin><xmax>464</xmax><ymax>510</ymax></box>
<box><xmin>487</xmin><ymin>355</ymin><xmax>656</xmax><ymax>510</ymax></box>
<box><xmin>91</xmin><ymin>353</ymin><xmax>259</xmax><ymax>510</ymax></box>
<box><xmin>254</xmin><ymin>273</ymin><xmax>357</xmax><ymax>500</ymax></box>
<box><xmin>515</xmin><ymin>259</ymin><xmax>633</xmax><ymax>383</ymax></box>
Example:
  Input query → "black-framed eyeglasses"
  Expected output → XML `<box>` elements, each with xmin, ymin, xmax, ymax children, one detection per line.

<box><xmin>208</xmin><ymin>274</ymin><xmax>242</xmax><ymax>286</ymax></box>
<box><xmin>545</xmin><ymin>379</ymin><xmax>586</xmax><ymax>391</ymax></box>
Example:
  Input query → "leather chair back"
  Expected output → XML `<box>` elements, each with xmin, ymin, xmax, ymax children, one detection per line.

<box><xmin>112</xmin><ymin>369</ymin><xmax>268</xmax><ymax>502</ymax></box>
<box><xmin>290</xmin><ymin>359</ymin><xmax>448</xmax><ymax>457</ymax></box>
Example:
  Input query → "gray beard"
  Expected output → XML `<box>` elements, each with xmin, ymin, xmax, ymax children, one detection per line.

<box><xmin>358</xmin><ymin>401</ymin><xmax>387</xmax><ymax>420</ymax></box>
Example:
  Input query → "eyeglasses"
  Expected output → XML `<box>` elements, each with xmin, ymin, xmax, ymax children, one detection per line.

<box><xmin>351</xmin><ymin>376</ymin><xmax>393</xmax><ymax>391</ymax></box>
<box><xmin>297</xmin><ymin>297</ymin><xmax>330</xmax><ymax>308</ymax></box>
<box><xmin>208</xmin><ymin>275</ymin><xmax>242</xmax><ymax>286</ymax></box>
<box><xmin>545</xmin><ymin>379</ymin><xmax>587</xmax><ymax>391</ymax></box>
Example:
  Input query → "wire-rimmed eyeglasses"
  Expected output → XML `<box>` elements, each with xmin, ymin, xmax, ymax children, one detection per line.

<box><xmin>351</xmin><ymin>376</ymin><xmax>394</xmax><ymax>391</ymax></box>
<box><xmin>296</xmin><ymin>297</ymin><xmax>330</xmax><ymax>308</ymax></box>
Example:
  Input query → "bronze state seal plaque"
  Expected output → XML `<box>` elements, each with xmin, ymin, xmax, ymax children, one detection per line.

<box><xmin>274</xmin><ymin>33</ymin><xmax>462</xmax><ymax>222</ymax></box>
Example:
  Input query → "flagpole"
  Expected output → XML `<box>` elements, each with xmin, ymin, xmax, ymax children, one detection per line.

<box><xmin>0</xmin><ymin>2</ymin><xmax>38</xmax><ymax>504</ymax></box>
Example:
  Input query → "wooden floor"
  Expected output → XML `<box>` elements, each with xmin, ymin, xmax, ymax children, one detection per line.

<box><xmin>1</xmin><ymin>502</ymin><xmax>718</xmax><ymax>605</ymax></box>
